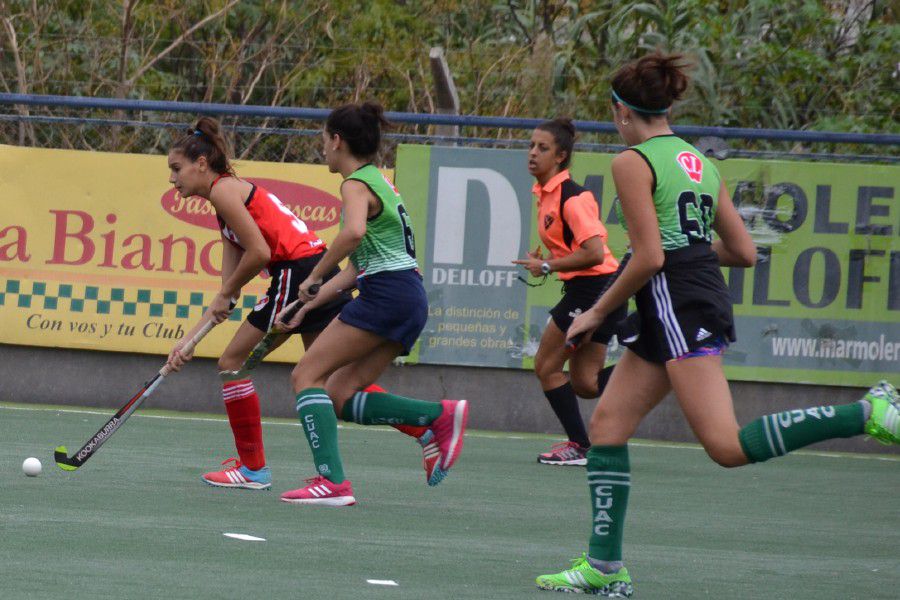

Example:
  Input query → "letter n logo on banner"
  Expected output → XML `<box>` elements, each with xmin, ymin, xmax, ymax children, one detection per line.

<box><xmin>432</xmin><ymin>167</ymin><xmax>521</xmax><ymax>266</ymax></box>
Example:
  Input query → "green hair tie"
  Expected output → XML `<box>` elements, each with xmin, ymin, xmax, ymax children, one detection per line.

<box><xmin>611</xmin><ymin>89</ymin><xmax>670</xmax><ymax>115</ymax></box>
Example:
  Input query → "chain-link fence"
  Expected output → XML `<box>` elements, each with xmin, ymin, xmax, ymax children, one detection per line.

<box><xmin>1</xmin><ymin>94</ymin><xmax>898</xmax><ymax>166</ymax></box>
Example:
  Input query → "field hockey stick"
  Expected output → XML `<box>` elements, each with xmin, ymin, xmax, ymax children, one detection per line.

<box><xmin>54</xmin><ymin>302</ymin><xmax>235</xmax><ymax>471</ymax></box>
<box><xmin>565</xmin><ymin>331</ymin><xmax>587</xmax><ymax>350</ymax></box>
<box><xmin>219</xmin><ymin>283</ymin><xmax>320</xmax><ymax>381</ymax></box>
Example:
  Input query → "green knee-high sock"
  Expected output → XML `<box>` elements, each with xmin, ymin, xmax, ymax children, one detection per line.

<box><xmin>296</xmin><ymin>388</ymin><xmax>345</xmax><ymax>484</ymax></box>
<box><xmin>739</xmin><ymin>401</ymin><xmax>865</xmax><ymax>463</ymax></box>
<box><xmin>340</xmin><ymin>390</ymin><xmax>443</xmax><ymax>426</ymax></box>
<box><xmin>587</xmin><ymin>445</ymin><xmax>630</xmax><ymax>562</ymax></box>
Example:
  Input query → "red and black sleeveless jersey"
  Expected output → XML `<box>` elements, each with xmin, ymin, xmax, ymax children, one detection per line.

<box><xmin>217</xmin><ymin>182</ymin><xmax>325</xmax><ymax>265</ymax></box>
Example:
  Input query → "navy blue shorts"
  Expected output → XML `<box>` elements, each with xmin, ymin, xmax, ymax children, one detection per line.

<box><xmin>338</xmin><ymin>269</ymin><xmax>428</xmax><ymax>356</ymax></box>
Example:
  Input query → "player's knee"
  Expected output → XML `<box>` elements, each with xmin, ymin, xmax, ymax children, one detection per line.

<box><xmin>588</xmin><ymin>405</ymin><xmax>631</xmax><ymax>445</ymax></box>
<box><xmin>588</xmin><ymin>409</ymin><xmax>608</xmax><ymax>440</ymax></box>
<box><xmin>291</xmin><ymin>362</ymin><xmax>312</xmax><ymax>393</ymax></box>
<box><xmin>324</xmin><ymin>381</ymin><xmax>353</xmax><ymax>414</ymax></box>
<box><xmin>533</xmin><ymin>356</ymin><xmax>559</xmax><ymax>386</ymax></box>
<box><xmin>570</xmin><ymin>374</ymin><xmax>598</xmax><ymax>399</ymax></box>
<box><xmin>217</xmin><ymin>354</ymin><xmax>241</xmax><ymax>372</ymax></box>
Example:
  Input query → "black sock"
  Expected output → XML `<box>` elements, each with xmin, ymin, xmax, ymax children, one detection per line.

<box><xmin>597</xmin><ymin>364</ymin><xmax>615</xmax><ymax>397</ymax></box>
<box><xmin>544</xmin><ymin>382</ymin><xmax>589</xmax><ymax>447</ymax></box>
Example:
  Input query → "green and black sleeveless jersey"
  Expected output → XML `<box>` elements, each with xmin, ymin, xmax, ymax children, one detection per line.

<box><xmin>343</xmin><ymin>163</ymin><xmax>418</xmax><ymax>277</ymax></box>
<box><xmin>616</xmin><ymin>135</ymin><xmax>721</xmax><ymax>251</ymax></box>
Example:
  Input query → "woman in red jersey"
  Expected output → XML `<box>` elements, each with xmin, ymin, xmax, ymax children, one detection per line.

<box><xmin>514</xmin><ymin>118</ymin><xmax>626</xmax><ymax>467</ymax></box>
<box><xmin>164</xmin><ymin>117</ymin><xmax>355</xmax><ymax>490</ymax></box>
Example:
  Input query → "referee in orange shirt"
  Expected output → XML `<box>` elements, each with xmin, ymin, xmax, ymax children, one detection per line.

<box><xmin>514</xmin><ymin>118</ymin><xmax>627</xmax><ymax>466</ymax></box>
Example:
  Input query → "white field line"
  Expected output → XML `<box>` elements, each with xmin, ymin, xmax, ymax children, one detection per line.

<box><xmin>223</xmin><ymin>533</ymin><xmax>266</xmax><ymax>542</ymax></box>
<box><xmin>2</xmin><ymin>403</ymin><xmax>898</xmax><ymax>462</ymax></box>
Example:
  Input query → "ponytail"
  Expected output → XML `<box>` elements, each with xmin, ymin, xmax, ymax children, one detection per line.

<box><xmin>170</xmin><ymin>116</ymin><xmax>234</xmax><ymax>175</ymax></box>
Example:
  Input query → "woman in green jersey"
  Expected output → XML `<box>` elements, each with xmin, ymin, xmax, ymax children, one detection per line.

<box><xmin>534</xmin><ymin>52</ymin><xmax>899</xmax><ymax>597</ymax></box>
<box><xmin>275</xmin><ymin>102</ymin><xmax>469</xmax><ymax>506</ymax></box>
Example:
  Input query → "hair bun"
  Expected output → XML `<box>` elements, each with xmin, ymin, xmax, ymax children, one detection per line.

<box><xmin>325</xmin><ymin>102</ymin><xmax>391</xmax><ymax>158</ymax></box>
<box><xmin>552</xmin><ymin>117</ymin><xmax>575</xmax><ymax>137</ymax></box>
<box><xmin>359</xmin><ymin>101</ymin><xmax>383</xmax><ymax>120</ymax></box>
<box><xmin>611</xmin><ymin>51</ymin><xmax>690</xmax><ymax>114</ymax></box>
<box><xmin>639</xmin><ymin>52</ymin><xmax>689</xmax><ymax>103</ymax></box>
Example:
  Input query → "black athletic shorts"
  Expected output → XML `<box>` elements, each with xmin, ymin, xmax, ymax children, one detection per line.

<box><xmin>620</xmin><ymin>244</ymin><xmax>735</xmax><ymax>363</ymax></box>
<box><xmin>246</xmin><ymin>254</ymin><xmax>352</xmax><ymax>335</ymax></box>
<box><xmin>548</xmin><ymin>273</ymin><xmax>628</xmax><ymax>345</ymax></box>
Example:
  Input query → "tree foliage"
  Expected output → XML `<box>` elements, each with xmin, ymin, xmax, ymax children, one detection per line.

<box><xmin>0</xmin><ymin>0</ymin><xmax>896</xmax><ymax>156</ymax></box>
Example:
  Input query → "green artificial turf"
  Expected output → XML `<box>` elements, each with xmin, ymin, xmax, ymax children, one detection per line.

<box><xmin>2</xmin><ymin>403</ymin><xmax>898</xmax><ymax>599</ymax></box>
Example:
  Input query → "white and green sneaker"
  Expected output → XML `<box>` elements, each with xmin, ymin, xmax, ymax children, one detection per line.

<box><xmin>863</xmin><ymin>380</ymin><xmax>900</xmax><ymax>445</ymax></box>
<box><xmin>536</xmin><ymin>554</ymin><xmax>633</xmax><ymax>597</ymax></box>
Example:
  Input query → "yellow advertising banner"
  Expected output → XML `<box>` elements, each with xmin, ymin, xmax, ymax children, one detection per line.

<box><xmin>0</xmin><ymin>144</ymin><xmax>368</xmax><ymax>364</ymax></box>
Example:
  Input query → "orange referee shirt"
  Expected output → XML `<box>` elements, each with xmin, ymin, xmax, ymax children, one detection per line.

<box><xmin>533</xmin><ymin>170</ymin><xmax>619</xmax><ymax>281</ymax></box>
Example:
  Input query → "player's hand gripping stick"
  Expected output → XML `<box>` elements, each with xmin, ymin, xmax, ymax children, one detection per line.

<box><xmin>219</xmin><ymin>284</ymin><xmax>321</xmax><ymax>382</ymax></box>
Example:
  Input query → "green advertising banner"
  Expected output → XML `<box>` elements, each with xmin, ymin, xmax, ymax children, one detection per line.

<box><xmin>395</xmin><ymin>144</ymin><xmax>898</xmax><ymax>388</ymax></box>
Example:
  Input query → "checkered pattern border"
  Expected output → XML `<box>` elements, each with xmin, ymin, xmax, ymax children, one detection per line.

<box><xmin>0</xmin><ymin>279</ymin><xmax>258</xmax><ymax>321</ymax></box>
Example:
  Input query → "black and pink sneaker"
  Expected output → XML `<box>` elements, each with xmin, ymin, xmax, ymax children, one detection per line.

<box><xmin>537</xmin><ymin>441</ymin><xmax>589</xmax><ymax>466</ymax></box>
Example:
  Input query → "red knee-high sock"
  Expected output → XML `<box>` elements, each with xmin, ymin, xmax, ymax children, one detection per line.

<box><xmin>363</xmin><ymin>383</ymin><xmax>428</xmax><ymax>439</ymax></box>
<box><xmin>223</xmin><ymin>379</ymin><xmax>266</xmax><ymax>470</ymax></box>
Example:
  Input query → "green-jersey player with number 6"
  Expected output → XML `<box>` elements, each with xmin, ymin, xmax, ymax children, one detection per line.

<box><xmin>534</xmin><ymin>51</ymin><xmax>900</xmax><ymax>597</ymax></box>
<box><xmin>275</xmin><ymin>102</ymin><xmax>468</xmax><ymax>506</ymax></box>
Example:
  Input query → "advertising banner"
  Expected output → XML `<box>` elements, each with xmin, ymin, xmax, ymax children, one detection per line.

<box><xmin>0</xmin><ymin>145</ymin><xmax>354</xmax><ymax>363</ymax></box>
<box><xmin>395</xmin><ymin>144</ymin><xmax>898</xmax><ymax>387</ymax></box>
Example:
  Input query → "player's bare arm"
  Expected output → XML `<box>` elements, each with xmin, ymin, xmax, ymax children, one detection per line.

<box><xmin>208</xmin><ymin>181</ymin><xmax>270</xmax><ymax>317</ymax></box>
<box><xmin>298</xmin><ymin>178</ymin><xmax>370</xmax><ymax>300</ymax></box>
<box><xmin>567</xmin><ymin>152</ymin><xmax>660</xmax><ymax>342</ymax></box>
<box><xmin>514</xmin><ymin>236</ymin><xmax>604</xmax><ymax>276</ymax></box>
<box><xmin>711</xmin><ymin>181</ymin><xmax>757</xmax><ymax>268</ymax></box>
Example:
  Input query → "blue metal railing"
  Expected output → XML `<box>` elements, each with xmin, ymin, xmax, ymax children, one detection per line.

<box><xmin>1</xmin><ymin>93</ymin><xmax>898</xmax><ymax>146</ymax></box>
<box><xmin>4</xmin><ymin>113</ymin><xmax>899</xmax><ymax>164</ymax></box>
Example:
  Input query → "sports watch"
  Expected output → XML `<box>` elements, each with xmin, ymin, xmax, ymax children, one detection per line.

<box><xmin>540</xmin><ymin>261</ymin><xmax>552</xmax><ymax>275</ymax></box>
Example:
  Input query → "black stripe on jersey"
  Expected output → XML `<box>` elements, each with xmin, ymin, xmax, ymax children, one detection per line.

<box><xmin>559</xmin><ymin>179</ymin><xmax>590</xmax><ymax>249</ymax></box>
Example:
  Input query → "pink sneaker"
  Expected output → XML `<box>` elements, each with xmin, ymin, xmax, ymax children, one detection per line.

<box><xmin>429</xmin><ymin>399</ymin><xmax>469</xmax><ymax>484</ymax></box>
<box><xmin>280</xmin><ymin>476</ymin><xmax>356</xmax><ymax>506</ymax></box>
